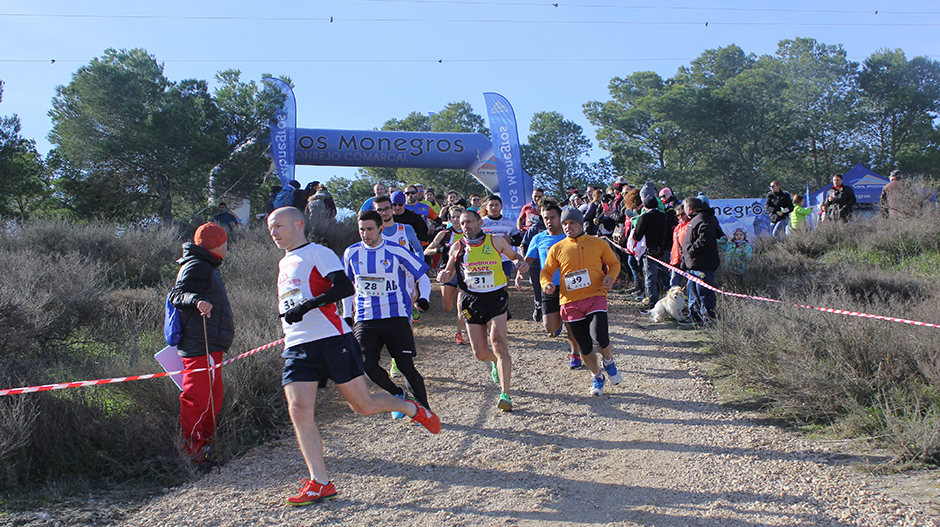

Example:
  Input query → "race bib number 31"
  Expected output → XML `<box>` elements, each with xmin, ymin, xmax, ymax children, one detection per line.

<box><xmin>564</xmin><ymin>269</ymin><xmax>591</xmax><ymax>291</ymax></box>
<box><xmin>467</xmin><ymin>270</ymin><xmax>495</xmax><ymax>290</ymax></box>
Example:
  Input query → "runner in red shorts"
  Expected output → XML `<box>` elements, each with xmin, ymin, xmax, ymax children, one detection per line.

<box><xmin>540</xmin><ymin>208</ymin><xmax>623</xmax><ymax>396</ymax></box>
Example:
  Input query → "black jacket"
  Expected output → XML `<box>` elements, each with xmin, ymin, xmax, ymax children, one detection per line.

<box><xmin>682</xmin><ymin>209</ymin><xmax>721</xmax><ymax>271</ymax></box>
<box><xmin>633</xmin><ymin>208</ymin><xmax>667</xmax><ymax>257</ymax></box>
<box><xmin>394</xmin><ymin>209</ymin><xmax>430</xmax><ymax>243</ymax></box>
<box><xmin>169</xmin><ymin>243</ymin><xmax>234</xmax><ymax>358</ymax></box>
<box><xmin>765</xmin><ymin>190</ymin><xmax>793</xmax><ymax>224</ymax></box>
<box><xmin>826</xmin><ymin>185</ymin><xmax>856</xmax><ymax>221</ymax></box>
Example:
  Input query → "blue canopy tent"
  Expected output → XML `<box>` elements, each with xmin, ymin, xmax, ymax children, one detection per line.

<box><xmin>808</xmin><ymin>163</ymin><xmax>889</xmax><ymax>206</ymax></box>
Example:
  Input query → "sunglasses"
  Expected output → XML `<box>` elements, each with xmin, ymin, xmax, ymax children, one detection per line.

<box><xmin>376</xmin><ymin>206</ymin><xmax>391</xmax><ymax>212</ymax></box>
<box><xmin>405</xmin><ymin>191</ymin><xmax>417</xmax><ymax>195</ymax></box>
<box><xmin>393</xmin><ymin>203</ymin><xmax>405</xmax><ymax>206</ymax></box>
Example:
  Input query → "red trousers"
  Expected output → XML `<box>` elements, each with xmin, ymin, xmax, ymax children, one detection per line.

<box><xmin>179</xmin><ymin>352</ymin><xmax>223</xmax><ymax>460</ymax></box>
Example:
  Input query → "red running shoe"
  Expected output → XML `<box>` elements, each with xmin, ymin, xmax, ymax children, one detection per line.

<box><xmin>455</xmin><ymin>332</ymin><xmax>466</xmax><ymax>345</ymax></box>
<box><xmin>286</xmin><ymin>479</ymin><xmax>337</xmax><ymax>506</ymax></box>
<box><xmin>410</xmin><ymin>402</ymin><xmax>442</xmax><ymax>434</ymax></box>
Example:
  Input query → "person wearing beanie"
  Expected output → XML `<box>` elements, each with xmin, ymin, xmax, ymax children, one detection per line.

<box><xmin>391</xmin><ymin>190</ymin><xmax>431</xmax><ymax>244</ymax></box>
<box><xmin>633</xmin><ymin>195</ymin><xmax>668</xmax><ymax>309</ymax></box>
<box><xmin>541</xmin><ymin>205</ymin><xmax>624</xmax><ymax>397</ymax></box>
<box><xmin>168</xmin><ymin>222</ymin><xmax>234</xmax><ymax>464</ymax></box>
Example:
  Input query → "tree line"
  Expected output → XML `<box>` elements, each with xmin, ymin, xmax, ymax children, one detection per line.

<box><xmin>1</xmin><ymin>38</ymin><xmax>937</xmax><ymax>222</ymax></box>
<box><xmin>584</xmin><ymin>38</ymin><xmax>940</xmax><ymax>199</ymax></box>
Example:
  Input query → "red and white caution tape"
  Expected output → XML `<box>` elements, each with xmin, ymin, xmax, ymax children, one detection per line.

<box><xmin>648</xmin><ymin>256</ymin><xmax>940</xmax><ymax>330</ymax></box>
<box><xmin>0</xmin><ymin>338</ymin><xmax>285</xmax><ymax>397</ymax></box>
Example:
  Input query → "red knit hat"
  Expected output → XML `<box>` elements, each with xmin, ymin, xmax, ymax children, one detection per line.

<box><xmin>194</xmin><ymin>222</ymin><xmax>227</xmax><ymax>250</ymax></box>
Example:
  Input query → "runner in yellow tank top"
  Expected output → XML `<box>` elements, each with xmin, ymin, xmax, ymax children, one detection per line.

<box><xmin>438</xmin><ymin>210</ymin><xmax>529</xmax><ymax>411</ymax></box>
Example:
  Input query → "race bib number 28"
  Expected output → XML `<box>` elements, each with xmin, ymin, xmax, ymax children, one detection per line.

<box><xmin>356</xmin><ymin>275</ymin><xmax>386</xmax><ymax>296</ymax></box>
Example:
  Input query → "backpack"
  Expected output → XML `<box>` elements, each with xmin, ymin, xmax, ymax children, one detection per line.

<box><xmin>164</xmin><ymin>294</ymin><xmax>182</xmax><ymax>346</ymax></box>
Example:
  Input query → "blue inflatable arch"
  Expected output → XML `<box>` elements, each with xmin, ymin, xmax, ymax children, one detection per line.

<box><xmin>264</xmin><ymin>78</ymin><xmax>532</xmax><ymax>218</ymax></box>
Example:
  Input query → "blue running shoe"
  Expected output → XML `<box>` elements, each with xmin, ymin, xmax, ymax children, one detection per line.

<box><xmin>603</xmin><ymin>359</ymin><xmax>622</xmax><ymax>385</ymax></box>
<box><xmin>568</xmin><ymin>354</ymin><xmax>583</xmax><ymax>370</ymax></box>
<box><xmin>391</xmin><ymin>392</ymin><xmax>408</xmax><ymax>420</ymax></box>
<box><xmin>590</xmin><ymin>374</ymin><xmax>606</xmax><ymax>396</ymax></box>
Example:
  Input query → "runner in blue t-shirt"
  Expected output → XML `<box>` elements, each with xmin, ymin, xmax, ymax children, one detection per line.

<box><xmin>515</xmin><ymin>202</ymin><xmax>583</xmax><ymax>369</ymax></box>
<box><xmin>359</xmin><ymin>183</ymin><xmax>387</xmax><ymax>212</ymax></box>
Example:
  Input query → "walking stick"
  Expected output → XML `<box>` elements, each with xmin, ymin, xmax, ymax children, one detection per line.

<box><xmin>202</xmin><ymin>315</ymin><xmax>220</xmax><ymax>473</ymax></box>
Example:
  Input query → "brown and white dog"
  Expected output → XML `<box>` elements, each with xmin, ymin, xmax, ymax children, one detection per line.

<box><xmin>649</xmin><ymin>286</ymin><xmax>685</xmax><ymax>322</ymax></box>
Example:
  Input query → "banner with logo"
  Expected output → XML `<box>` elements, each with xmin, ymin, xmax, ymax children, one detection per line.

<box><xmin>262</xmin><ymin>77</ymin><xmax>296</xmax><ymax>194</ymax></box>
<box><xmin>483</xmin><ymin>92</ymin><xmax>532</xmax><ymax>220</ymax></box>
<box><xmin>708</xmin><ymin>198</ymin><xmax>771</xmax><ymax>238</ymax></box>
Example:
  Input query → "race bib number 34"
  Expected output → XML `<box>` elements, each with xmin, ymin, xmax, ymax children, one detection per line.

<box><xmin>278</xmin><ymin>287</ymin><xmax>304</xmax><ymax>314</ymax></box>
<box><xmin>564</xmin><ymin>269</ymin><xmax>591</xmax><ymax>291</ymax></box>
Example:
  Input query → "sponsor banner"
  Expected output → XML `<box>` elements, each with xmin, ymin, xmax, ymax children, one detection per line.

<box><xmin>294</xmin><ymin>128</ymin><xmax>492</xmax><ymax>171</ymax></box>
<box><xmin>483</xmin><ymin>92</ymin><xmax>532</xmax><ymax>220</ymax></box>
<box><xmin>262</xmin><ymin>77</ymin><xmax>297</xmax><ymax>189</ymax></box>
<box><xmin>709</xmin><ymin>198</ymin><xmax>772</xmax><ymax>238</ymax></box>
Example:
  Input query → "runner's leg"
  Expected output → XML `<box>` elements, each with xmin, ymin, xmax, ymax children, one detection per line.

<box><xmin>466</xmin><ymin>322</ymin><xmax>495</xmax><ymax>362</ymax></box>
<box><xmin>394</xmin><ymin>354</ymin><xmax>429</xmax><ymax>409</ymax></box>
<box><xmin>284</xmin><ymin>381</ymin><xmax>328</xmax><ymax>483</ymax></box>
<box><xmin>487</xmin><ymin>313</ymin><xmax>511</xmax><ymax>395</ymax></box>
<box><xmin>356</xmin><ymin>323</ymin><xmax>404</xmax><ymax>397</ymax></box>
<box><xmin>336</xmin><ymin>376</ymin><xmax>417</xmax><ymax>417</ymax></box>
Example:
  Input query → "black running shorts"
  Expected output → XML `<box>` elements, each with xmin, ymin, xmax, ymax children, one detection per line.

<box><xmin>354</xmin><ymin>317</ymin><xmax>417</xmax><ymax>360</ymax></box>
<box><xmin>281</xmin><ymin>333</ymin><xmax>365</xmax><ymax>386</ymax></box>
<box><xmin>459</xmin><ymin>288</ymin><xmax>509</xmax><ymax>326</ymax></box>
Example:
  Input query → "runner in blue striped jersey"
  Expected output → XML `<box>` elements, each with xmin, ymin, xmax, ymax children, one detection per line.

<box><xmin>341</xmin><ymin>211</ymin><xmax>433</xmax><ymax>413</ymax></box>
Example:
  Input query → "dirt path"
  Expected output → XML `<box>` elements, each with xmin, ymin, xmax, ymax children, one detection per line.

<box><xmin>10</xmin><ymin>286</ymin><xmax>939</xmax><ymax>526</ymax></box>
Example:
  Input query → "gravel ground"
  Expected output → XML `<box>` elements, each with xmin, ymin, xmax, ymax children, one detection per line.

<box><xmin>4</xmin><ymin>285</ymin><xmax>939</xmax><ymax>526</ymax></box>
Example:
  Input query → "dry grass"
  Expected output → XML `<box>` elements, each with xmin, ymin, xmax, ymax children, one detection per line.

<box><xmin>709</xmin><ymin>202</ymin><xmax>940</xmax><ymax>464</ymax></box>
<box><xmin>0</xmin><ymin>217</ymin><xmax>357</xmax><ymax>492</ymax></box>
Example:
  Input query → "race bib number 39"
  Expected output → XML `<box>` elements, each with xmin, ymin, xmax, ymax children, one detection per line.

<box><xmin>564</xmin><ymin>269</ymin><xmax>591</xmax><ymax>291</ymax></box>
<box><xmin>278</xmin><ymin>287</ymin><xmax>304</xmax><ymax>314</ymax></box>
<box><xmin>356</xmin><ymin>275</ymin><xmax>386</xmax><ymax>296</ymax></box>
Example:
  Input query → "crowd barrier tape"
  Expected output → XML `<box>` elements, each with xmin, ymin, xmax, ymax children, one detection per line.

<box><xmin>6</xmin><ymin>255</ymin><xmax>938</xmax><ymax>396</ymax></box>
<box><xmin>0</xmin><ymin>338</ymin><xmax>285</xmax><ymax>398</ymax></box>
<box><xmin>647</xmin><ymin>256</ymin><xmax>940</xmax><ymax>330</ymax></box>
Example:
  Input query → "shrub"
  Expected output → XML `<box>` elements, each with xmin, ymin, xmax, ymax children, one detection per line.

<box><xmin>709</xmin><ymin>206</ymin><xmax>940</xmax><ymax>464</ymax></box>
<box><xmin>0</xmin><ymin>219</ymin><xmax>333</xmax><ymax>489</ymax></box>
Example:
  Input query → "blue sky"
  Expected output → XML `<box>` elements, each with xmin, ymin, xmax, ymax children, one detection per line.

<box><xmin>1</xmin><ymin>0</ymin><xmax>937</xmax><ymax>186</ymax></box>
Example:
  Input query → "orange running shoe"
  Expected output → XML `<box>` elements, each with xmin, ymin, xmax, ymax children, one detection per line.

<box><xmin>286</xmin><ymin>479</ymin><xmax>337</xmax><ymax>506</ymax></box>
<box><xmin>409</xmin><ymin>402</ymin><xmax>441</xmax><ymax>434</ymax></box>
<box><xmin>455</xmin><ymin>332</ymin><xmax>466</xmax><ymax>345</ymax></box>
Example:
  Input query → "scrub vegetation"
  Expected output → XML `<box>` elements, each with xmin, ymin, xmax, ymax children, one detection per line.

<box><xmin>709</xmin><ymin>189</ymin><xmax>940</xmax><ymax>466</ymax></box>
<box><xmin>0</xmin><ymin>218</ymin><xmax>356</xmax><ymax>498</ymax></box>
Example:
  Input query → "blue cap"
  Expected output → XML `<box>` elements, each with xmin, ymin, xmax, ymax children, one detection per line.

<box><xmin>391</xmin><ymin>191</ymin><xmax>407</xmax><ymax>204</ymax></box>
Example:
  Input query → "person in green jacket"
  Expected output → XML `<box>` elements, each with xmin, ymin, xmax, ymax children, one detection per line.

<box><xmin>789</xmin><ymin>194</ymin><xmax>813</xmax><ymax>231</ymax></box>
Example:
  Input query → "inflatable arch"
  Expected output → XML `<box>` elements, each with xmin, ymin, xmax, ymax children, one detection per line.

<box><xmin>263</xmin><ymin>78</ymin><xmax>533</xmax><ymax>219</ymax></box>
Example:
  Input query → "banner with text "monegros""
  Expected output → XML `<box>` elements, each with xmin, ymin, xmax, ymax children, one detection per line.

<box><xmin>294</xmin><ymin>128</ymin><xmax>501</xmax><ymax>194</ymax></box>
<box><xmin>262</xmin><ymin>77</ymin><xmax>296</xmax><ymax>189</ymax></box>
<box><xmin>483</xmin><ymin>92</ymin><xmax>532</xmax><ymax>220</ymax></box>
